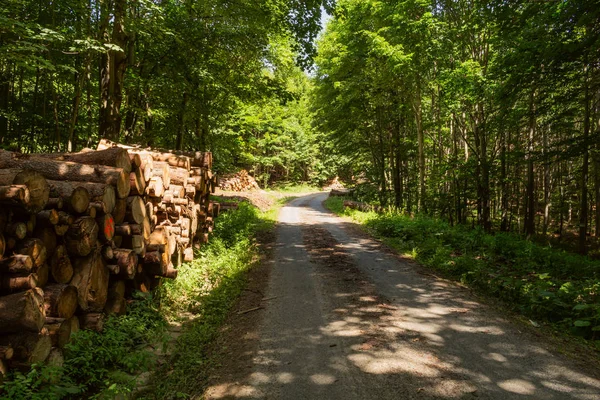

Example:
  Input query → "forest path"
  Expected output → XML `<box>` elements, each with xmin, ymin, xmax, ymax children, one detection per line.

<box><xmin>205</xmin><ymin>193</ymin><xmax>600</xmax><ymax>400</ymax></box>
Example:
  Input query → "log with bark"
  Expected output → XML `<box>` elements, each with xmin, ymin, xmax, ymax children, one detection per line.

<box><xmin>0</xmin><ymin>330</ymin><xmax>52</xmax><ymax>363</ymax></box>
<box><xmin>0</xmin><ymin>150</ymin><xmax>130</xmax><ymax>199</ymax></box>
<box><xmin>65</xmin><ymin>217</ymin><xmax>99</xmax><ymax>257</ymax></box>
<box><xmin>49</xmin><ymin>245</ymin><xmax>73</xmax><ymax>284</ymax></box>
<box><xmin>70</xmin><ymin>249</ymin><xmax>109</xmax><ymax>312</ymax></box>
<box><xmin>43</xmin><ymin>284</ymin><xmax>78</xmax><ymax>319</ymax></box>
<box><xmin>36</xmin><ymin>147</ymin><xmax>132</xmax><ymax>174</ymax></box>
<box><xmin>0</xmin><ymin>288</ymin><xmax>46</xmax><ymax>333</ymax></box>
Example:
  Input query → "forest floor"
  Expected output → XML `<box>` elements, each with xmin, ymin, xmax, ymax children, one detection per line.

<box><xmin>202</xmin><ymin>193</ymin><xmax>600</xmax><ymax>400</ymax></box>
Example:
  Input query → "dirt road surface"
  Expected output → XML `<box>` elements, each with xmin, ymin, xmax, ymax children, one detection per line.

<box><xmin>205</xmin><ymin>193</ymin><xmax>600</xmax><ymax>399</ymax></box>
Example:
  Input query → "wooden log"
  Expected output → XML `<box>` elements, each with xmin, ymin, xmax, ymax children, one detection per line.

<box><xmin>129</xmin><ymin>168</ymin><xmax>146</xmax><ymax>196</ymax></box>
<box><xmin>0</xmin><ymin>184</ymin><xmax>30</xmax><ymax>208</ymax></box>
<box><xmin>171</xmin><ymin>246</ymin><xmax>183</xmax><ymax>268</ymax></box>
<box><xmin>183</xmin><ymin>247</ymin><xmax>194</xmax><ymax>262</ymax></box>
<box><xmin>112</xmin><ymin>198</ymin><xmax>127</xmax><ymax>225</ymax></box>
<box><xmin>104</xmin><ymin>280</ymin><xmax>126</xmax><ymax>315</ymax></box>
<box><xmin>87</xmin><ymin>204</ymin><xmax>97</xmax><ymax>218</ymax></box>
<box><xmin>65</xmin><ymin>216</ymin><xmax>99</xmax><ymax>257</ymax></box>
<box><xmin>37</xmin><ymin>147</ymin><xmax>132</xmax><ymax>174</ymax></box>
<box><xmin>25</xmin><ymin>213</ymin><xmax>36</xmax><ymax>235</ymax></box>
<box><xmin>96</xmin><ymin>213</ymin><xmax>115</xmax><ymax>243</ymax></box>
<box><xmin>152</xmin><ymin>162</ymin><xmax>170</xmax><ymax>189</ymax></box>
<box><xmin>0</xmin><ymin>150</ymin><xmax>130</xmax><ymax>199</ymax></box>
<box><xmin>16</xmin><ymin>238</ymin><xmax>47</xmax><ymax>268</ymax></box>
<box><xmin>57</xmin><ymin>211</ymin><xmax>74</xmax><ymax>226</ymax></box>
<box><xmin>54</xmin><ymin>224</ymin><xmax>69</xmax><ymax>237</ymax></box>
<box><xmin>113</xmin><ymin>248</ymin><xmax>137</xmax><ymax>280</ymax></box>
<box><xmin>144</xmin><ymin>251</ymin><xmax>169</xmax><ymax>276</ymax></box>
<box><xmin>138</xmin><ymin>153</ymin><xmax>154</xmax><ymax>183</ymax></box>
<box><xmin>164</xmin><ymin>263</ymin><xmax>178</xmax><ymax>279</ymax></box>
<box><xmin>89</xmin><ymin>201</ymin><xmax>108</xmax><ymax>214</ymax></box>
<box><xmin>106</xmin><ymin>264</ymin><xmax>120</xmax><ymax>275</ymax></box>
<box><xmin>0</xmin><ymin>274</ymin><xmax>38</xmax><ymax>293</ymax></box>
<box><xmin>125</xmin><ymin>196</ymin><xmax>146</xmax><ymax>224</ymax></box>
<box><xmin>146</xmin><ymin>176</ymin><xmax>164</xmax><ymax>197</ymax></box>
<box><xmin>130</xmin><ymin>152</ymin><xmax>142</xmax><ymax>169</ymax></box>
<box><xmin>0</xmin><ymin>288</ymin><xmax>46</xmax><ymax>333</ymax></box>
<box><xmin>146</xmin><ymin>243</ymin><xmax>166</xmax><ymax>252</ymax></box>
<box><xmin>0</xmin><ymin>169</ymin><xmax>50</xmax><ymax>213</ymax></box>
<box><xmin>115</xmin><ymin>223</ymin><xmax>142</xmax><ymax>236</ymax></box>
<box><xmin>45</xmin><ymin>318</ymin><xmax>71</xmax><ymax>348</ymax></box>
<box><xmin>43</xmin><ymin>284</ymin><xmax>78</xmax><ymax>319</ymax></box>
<box><xmin>0</xmin><ymin>346</ymin><xmax>14</xmax><ymax>360</ymax></box>
<box><xmin>35</xmin><ymin>263</ymin><xmax>49</xmax><ymax>287</ymax></box>
<box><xmin>79</xmin><ymin>313</ymin><xmax>104</xmax><ymax>332</ymax></box>
<box><xmin>96</xmin><ymin>139</ymin><xmax>211</xmax><ymax>169</ymax></box>
<box><xmin>169</xmin><ymin>167</ymin><xmax>190</xmax><ymax>186</ymax></box>
<box><xmin>50</xmin><ymin>245</ymin><xmax>73</xmax><ymax>284</ymax></box>
<box><xmin>0</xmin><ymin>255</ymin><xmax>33</xmax><ymax>274</ymax></box>
<box><xmin>0</xmin><ymin>358</ymin><xmax>7</xmax><ymax>382</ymax></box>
<box><xmin>101</xmin><ymin>243</ymin><xmax>115</xmax><ymax>261</ymax></box>
<box><xmin>120</xmin><ymin>234</ymin><xmax>146</xmax><ymax>256</ymax></box>
<box><xmin>185</xmin><ymin>185</ymin><xmax>196</xmax><ymax>198</ymax></box>
<box><xmin>6</xmin><ymin>222</ymin><xmax>27</xmax><ymax>240</ymax></box>
<box><xmin>47</xmin><ymin>181</ymin><xmax>90</xmax><ymax>214</ymax></box>
<box><xmin>45</xmin><ymin>197</ymin><xmax>63</xmax><ymax>210</ymax></box>
<box><xmin>0</xmin><ymin>330</ymin><xmax>52</xmax><ymax>363</ymax></box>
<box><xmin>33</xmin><ymin>225</ymin><xmax>57</xmax><ymax>256</ymax></box>
<box><xmin>37</xmin><ymin>209</ymin><xmax>59</xmax><ymax>225</ymax></box>
<box><xmin>71</xmin><ymin>249</ymin><xmax>109</xmax><ymax>312</ymax></box>
<box><xmin>55</xmin><ymin>181</ymin><xmax>116</xmax><ymax>214</ymax></box>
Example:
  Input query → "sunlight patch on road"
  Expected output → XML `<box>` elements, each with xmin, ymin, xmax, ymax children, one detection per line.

<box><xmin>497</xmin><ymin>379</ymin><xmax>536</xmax><ymax>395</ymax></box>
<box><xmin>310</xmin><ymin>373</ymin><xmax>337</xmax><ymax>385</ymax></box>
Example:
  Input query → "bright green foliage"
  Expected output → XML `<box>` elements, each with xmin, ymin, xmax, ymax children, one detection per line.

<box><xmin>0</xmin><ymin>0</ymin><xmax>331</xmax><ymax>153</ymax></box>
<box><xmin>313</xmin><ymin>0</ymin><xmax>600</xmax><ymax>247</ymax></box>
<box><xmin>326</xmin><ymin>197</ymin><xmax>600</xmax><ymax>340</ymax></box>
<box><xmin>153</xmin><ymin>202</ymin><xmax>265</xmax><ymax>397</ymax></box>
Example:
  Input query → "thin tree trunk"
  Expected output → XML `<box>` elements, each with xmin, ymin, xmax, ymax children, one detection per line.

<box><xmin>579</xmin><ymin>63</ymin><xmax>591</xmax><ymax>254</ymax></box>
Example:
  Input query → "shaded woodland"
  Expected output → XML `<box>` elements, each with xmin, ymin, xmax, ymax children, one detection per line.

<box><xmin>313</xmin><ymin>0</ymin><xmax>600</xmax><ymax>253</ymax></box>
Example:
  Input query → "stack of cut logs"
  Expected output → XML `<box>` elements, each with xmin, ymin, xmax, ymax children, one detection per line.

<box><xmin>218</xmin><ymin>170</ymin><xmax>260</xmax><ymax>192</ymax></box>
<box><xmin>0</xmin><ymin>139</ymin><xmax>216</xmax><ymax>378</ymax></box>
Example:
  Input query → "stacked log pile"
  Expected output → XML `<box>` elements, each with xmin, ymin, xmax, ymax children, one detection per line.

<box><xmin>218</xmin><ymin>170</ymin><xmax>260</xmax><ymax>191</ymax></box>
<box><xmin>0</xmin><ymin>139</ymin><xmax>216</xmax><ymax>377</ymax></box>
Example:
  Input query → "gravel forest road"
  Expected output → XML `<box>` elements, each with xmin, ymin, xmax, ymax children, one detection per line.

<box><xmin>205</xmin><ymin>193</ymin><xmax>600</xmax><ymax>400</ymax></box>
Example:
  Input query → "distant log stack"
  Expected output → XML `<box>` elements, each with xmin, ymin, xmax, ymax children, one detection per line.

<box><xmin>0</xmin><ymin>139</ymin><xmax>216</xmax><ymax>376</ymax></box>
<box><xmin>218</xmin><ymin>170</ymin><xmax>260</xmax><ymax>191</ymax></box>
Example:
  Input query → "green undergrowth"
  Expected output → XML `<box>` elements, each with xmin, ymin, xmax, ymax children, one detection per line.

<box><xmin>0</xmin><ymin>201</ymin><xmax>270</xmax><ymax>400</ymax></box>
<box><xmin>326</xmin><ymin>197</ymin><xmax>600</xmax><ymax>344</ymax></box>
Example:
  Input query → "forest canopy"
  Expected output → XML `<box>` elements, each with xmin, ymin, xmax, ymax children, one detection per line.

<box><xmin>0</xmin><ymin>0</ymin><xmax>332</xmax><ymax>158</ymax></box>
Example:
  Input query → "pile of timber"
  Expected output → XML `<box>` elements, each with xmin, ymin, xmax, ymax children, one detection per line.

<box><xmin>0</xmin><ymin>139</ymin><xmax>216</xmax><ymax>378</ymax></box>
<box><xmin>218</xmin><ymin>170</ymin><xmax>260</xmax><ymax>192</ymax></box>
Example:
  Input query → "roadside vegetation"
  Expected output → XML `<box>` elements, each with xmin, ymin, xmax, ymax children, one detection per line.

<box><xmin>326</xmin><ymin>197</ymin><xmax>600</xmax><ymax>345</ymax></box>
<box><xmin>0</xmin><ymin>200</ymin><xmax>273</xmax><ymax>400</ymax></box>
